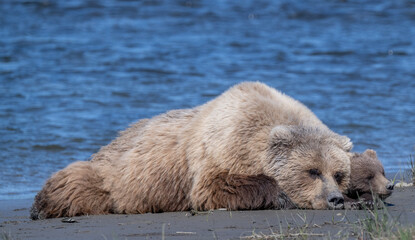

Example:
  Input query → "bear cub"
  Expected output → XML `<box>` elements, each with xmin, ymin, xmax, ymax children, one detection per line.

<box><xmin>344</xmin><ymin>149</ymin><xmax>394</xmax><ymax>209</ymax></box>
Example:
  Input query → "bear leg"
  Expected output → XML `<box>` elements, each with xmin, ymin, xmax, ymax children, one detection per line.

<box><xmin>192</xmin><ymin>171</ymin><xmax>295</xmax><ymax>211</ymax></box>
<box><xmin>344</xmin><ymin>193</ymin><xmax>376</xmax><ymax>210</ymax></box>
<box><xmin>31</xmin><ymin>161</ymin><xmax>113</xmax><ymax>219</ymax></box>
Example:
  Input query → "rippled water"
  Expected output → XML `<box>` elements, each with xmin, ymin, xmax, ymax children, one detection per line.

<box><xmin>1</xmin><ymin>0</ymin><xmax>415</xmax><ymax>200</ymax></box>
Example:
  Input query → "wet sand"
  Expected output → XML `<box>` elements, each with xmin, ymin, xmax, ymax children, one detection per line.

<box><xmin>1</xmin><ymin>187</ymin><xmax>414</xmax><ymax>240</ymax></box>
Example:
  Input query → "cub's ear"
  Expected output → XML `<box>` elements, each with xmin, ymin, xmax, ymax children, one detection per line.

<box><xmin>334</xmin><ymin>135</ymin><xmax>353</xmax><ymax>152</ymax></box>
<box><xmin>363</xmin><ymin>149</ymin><xmax>377</xmax><ymax>158</ymax></box>
<box><xmin>269</xmin><ymin>126</ymin><xmax>295</xmax><ymax>149</ymax></box>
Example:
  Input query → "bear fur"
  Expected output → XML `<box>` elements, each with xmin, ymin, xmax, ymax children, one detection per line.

<box><xmin>344</xmin><ymin>149</ymin><xmax>394</xmax><ymax>206</ymax></box>
<box><xmin>31</xmin><ymin>82</ymin><xmax>353</xmax><ymax>219</ymax></box>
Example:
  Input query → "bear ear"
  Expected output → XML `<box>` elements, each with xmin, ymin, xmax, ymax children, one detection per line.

<box><xmin>334</xmin><ymin>135</ymin><xmax>353</xmax><ymax>152</ymax></box>
<box><xmin>363</xmin><ymin>149</ymin><xmax>377</xmax><ymax>158</ymax></box>
<box><xmin>270</xmin><ymin>126</ymin><xmax>295</xmax><ymax>149</ymax></box>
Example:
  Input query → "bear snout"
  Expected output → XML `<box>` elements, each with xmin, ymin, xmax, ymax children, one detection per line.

<box><xmin>327</xmin><ymin>191</ymin><xmax>344</xmax><ymax>210</ymax></box>
<box><xmin>386</xmin><ymin>181</ymin><xmax>394</xmax><ymax>191</ymax></box>
<box><xmin>378</xmin><ymin>181</ymin><xmax>394</xmax><ymax>200</ymax></box>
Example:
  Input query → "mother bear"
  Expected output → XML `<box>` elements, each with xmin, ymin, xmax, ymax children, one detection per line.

<box><xmin>31</xmin><ymin>82</ymin><xmax>352</xmax><ymax>219</ymax></box>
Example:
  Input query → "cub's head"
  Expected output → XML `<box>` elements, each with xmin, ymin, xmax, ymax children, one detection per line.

<box><xmin>268</xmin><ymin>126</ymin><xmax>352</xmax><ymax>210</ymax></box>
<box><xmin>347</xmin><ymin>149</ymin><xmax>393</xmax><ymax>200</ymax></box>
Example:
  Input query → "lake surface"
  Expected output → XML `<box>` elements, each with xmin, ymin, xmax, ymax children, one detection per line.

<box><xmin>1</xmin><ymin>0</ymin><xmax>414</xmax><ymax>200</ymax></box>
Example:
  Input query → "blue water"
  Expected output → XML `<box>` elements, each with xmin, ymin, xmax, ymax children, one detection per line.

<box><xmin>1</xmin><ymin>0</ymin><xmax>414</xmax><ymax>200</ymax></box>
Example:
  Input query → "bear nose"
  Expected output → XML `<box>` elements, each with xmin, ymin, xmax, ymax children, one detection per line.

<box><xmin>386</xmin><ymin>182</ymin><xmax>394</xmax><ymax>191</ymax></box>
<box><xmin>327</xmin><ymin>192</ymin><xmax>344</xmax><ymax>209</ymax></box>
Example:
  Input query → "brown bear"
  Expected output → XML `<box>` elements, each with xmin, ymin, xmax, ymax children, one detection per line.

<box><xmin>31</xmin><ymin>82</ymin><xmax>353</xmax><ymax>219</ymax></box>
<box><xmin>344</xmin><ymin>149</ymin><xmax>394</xmax><ymax>208</ymax></box>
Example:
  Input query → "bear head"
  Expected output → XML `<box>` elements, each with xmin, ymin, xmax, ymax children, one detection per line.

<box><xmin>346</xmin><ymin>149</ymin><xmax>394</xmax><ymax>201</ymax></box>
<box><xmin>268</xmin><ymin>125</ymin><xmax>353</xmax><ymax>210</ymax></box>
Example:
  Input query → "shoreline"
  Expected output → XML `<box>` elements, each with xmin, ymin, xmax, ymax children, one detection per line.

<box><xmin>1</xmin><ymin>187</ymin><xmax>415</xmax><ymax>240</ymax></box>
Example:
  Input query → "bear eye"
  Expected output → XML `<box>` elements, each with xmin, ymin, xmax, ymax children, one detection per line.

<box><xmin>367</xmin><ymin>175</ymin><xmax>374</xmax><ymax>181</ymax></box>
<box><xmin>334</xmin><ymin>172</ymin><xmax>343</xmax><ymax>183</ymax></box>
<box><xmin>309</xmin><ymin>169</ymin><xmax>321</xmax><ymax>179</ymax></box>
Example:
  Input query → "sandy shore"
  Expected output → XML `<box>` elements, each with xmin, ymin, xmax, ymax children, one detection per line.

<box><xmin>1</xmin><ymin>186</ymin><xmax>414</xmax><ymax>240</ymax></box>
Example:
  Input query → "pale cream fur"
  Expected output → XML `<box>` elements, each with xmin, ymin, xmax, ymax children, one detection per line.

<box><xmin>31</xmin><ymin>82</ymin><xmax>352</xmax><ymax>219</ymax></box>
